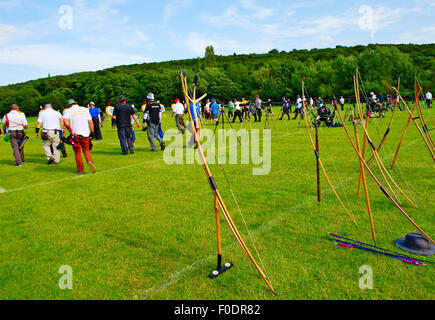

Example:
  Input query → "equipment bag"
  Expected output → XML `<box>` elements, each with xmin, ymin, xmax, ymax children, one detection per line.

<box><xmin>41</xmin><ymin>131</ymin><xmax>49</xmax><ymax>141</ymax></box>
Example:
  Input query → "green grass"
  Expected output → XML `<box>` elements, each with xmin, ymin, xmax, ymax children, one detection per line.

<box><xmin>0</xmin><ymin>106</ymin><xmax>434</xmax><ymax>300</ymax></box>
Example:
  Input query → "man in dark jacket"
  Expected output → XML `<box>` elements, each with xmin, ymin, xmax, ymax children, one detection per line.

<box><xmin>145</xmin><ymin>93</ymin><xmax>165</xmax><ymax>152</ymax></box>
<box><xmin>113</xmin><ymin>95</ymin><xmax>140</xmax><ymax>155</ymax></box>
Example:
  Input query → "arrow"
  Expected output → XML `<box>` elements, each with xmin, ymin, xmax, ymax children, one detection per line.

<box><xmin>331</xmin><ymin>239</ymin><xmax>425</xmax><ymax>266</ymax></box>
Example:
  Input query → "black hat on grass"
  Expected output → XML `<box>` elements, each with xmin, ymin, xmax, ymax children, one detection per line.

<box><xmin>395</xmin><ymin>233</ymin><xmax>435</xmax><ymax>256</ymax></box>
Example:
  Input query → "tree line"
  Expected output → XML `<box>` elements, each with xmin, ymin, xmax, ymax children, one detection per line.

<box><xmin>0</xmin><ymin>43</ymin><xmax>433</xmax><ymax>116</ymax></box>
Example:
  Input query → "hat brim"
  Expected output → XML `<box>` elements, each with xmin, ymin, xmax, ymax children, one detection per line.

<box><xmin>395</xmin><ymin>238</ymin><xmax>435</xmax><ymax>256</ymax></box>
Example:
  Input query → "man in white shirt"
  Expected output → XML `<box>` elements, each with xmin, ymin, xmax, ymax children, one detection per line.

<box><xmin>426</xmin><ymin>91</ymin><xmax>432</xmax><ymax>109</ymax></box>
<box><xmin>293</xmin><ymin>96</ymin><xmax>304</xmax><ymax>120</ymax></box>
<box><xmin>340</xmin><ymin>96</ymin><xmax>345</xmax><ymax>111</ymax></box>
<box><xmin>233</xmin><ymin>100</ymin><xmax>243</xmax><ymax>123</ymax></box>
<box><xmin>35</xmin><ymin>104</ymin><xmax>64</xmax><ymax>165</ymax></box>
<box><xmin>2</xmin><ymin>104</ymin><xmax>28</xmax><ymax>166</ymax></box>
<box><xmin>172</xmin><ymin>98</ymin><xmax>186</xmax><ymax>134</ymax></box>
<box><xmin>63</xmin><ymin>99</ymin><xmax>97</xmax><ymax>174</ymax></box>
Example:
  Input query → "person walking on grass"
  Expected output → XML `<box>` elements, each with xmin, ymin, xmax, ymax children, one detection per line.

<box><xmin>89</xmin><ymin>102</ymin><xmax>103</xmax><ymax>140</ymax></box>
<box><xmin>172</xmin><ymin>98</ymin><xmax>186</xmax><ymax>134</ymax></box>
<box><xmin>113</xmin><ymin>95</ymin><xmax>140</xmax><ymax>155</ymax></box>
<box><xmin>2</xmin><ymin>104</ymin><xmax>28</xmax><ymax>167</ymax></box>
<box><xmin>145</xmin><ymin>93</ymin><xmax>166</xmax><ymax>152</ymax></box>
<box><xmin>293</xmin><ymin>95</ymin><xmax>304</xmax><ymax>120</ymax></box>
<box><xmin>279</xmin><ymin>97</ymin><xmax>290</xmax><ymax>120</ymax></box>
<box><xmin>339</xmin><ymin>96</ymin><xmax>345</xmax><ymax>111</ymax></box>
<box><xmin>426</xmin><ymin>91</ymin><xmax>433</xmax><ymax>109</ymax></box>
<box><xmin>35</xmin><ymin>104</ymin><xmax>64</xmax><ymax>165</ymax></box>
<box><xmin>254</xmin><ymin>96</ymin><xmax>263</xmax><ymax>122</ymax></box>
<box><xmin>232</xmin><ymin>100</ymin><xmax>243</xmax><ymax>123</ymax></box>
<box><xmin>63</xmin><ymin>99</ymin><xmax>97</xmax><ymax>175</ymax></box>
<box><xmin>210</xmin><ymin>99</ymin><xmax>220</xmax><ymax>124</ymax></box>
<box><xmin>227</xmin><ymin>100</ymin><xmax>235</xmax><ymax>119</ymax></box>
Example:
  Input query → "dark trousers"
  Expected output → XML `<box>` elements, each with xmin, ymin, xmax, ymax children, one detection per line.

<box><xmin>254</xmin><ymin>110</ymin><xmax>262</xmax><ymax>122</ymax></box>
<box><xmin>92</xmin><ymin>117</ymin><xmax>102</xmax><ymax>140</ymax></box>
<box><xmin>427</xmin><ymin>99</ymin><xmax>432</xmax><ymax>109</ymax></box>
<box><xmin>232</xmin><ymin>110</ymin><xmax>243</xmax><ymax>123</ymax></box>
<box><xmin>9</xmin><ymin>130</ymin><xmax>25</xmax><ymax>165</ymax></box>
<box><xmin>280</xmin><ymin>111</ymin><xmax>290</xmax><ymax>120</ymax></box>
<box><xmin>293</xmin><ymin>108</ymin><xmax>304</xmax><ymax>120</ymax></box>
<box><xmin>118</xmin><ymin>127</ymin><xmax>134</xmax><ymax>155</ymax></box>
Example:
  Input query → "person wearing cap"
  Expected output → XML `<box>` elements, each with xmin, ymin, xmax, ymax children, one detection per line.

<box><xmin>145</xmin><ymin>93</ymin><xmax>166</xmax><ymax>152</ymax></box>
<box><xmin>2</xmin><ymin>104</ymin><xmax>28</xmax><ymax>166</ymax></box>
<box><xmin>279</xmin><ymin>97</ymin><xmax>290</xmax><ymax>120</ymax></box>
<box><xmin>172</xmin><ymin>98</ymin><xmax>186</xmax><ymax>134</ymax></box>
<box><xmin>63</xmin><ymin>99</ymin><xmax>97</xmax><ymax>174</ymax></box>
<box><xmin>113</xmin><ymin>95</ymin><xmax>140</xmax><ymax>155</ymax></box>
<box><xmin>35</xmin><ymin>104</ymin><xmax>65</xmax><ymax>165</ymax></box>
<box><xmin>89</xmin><ymin>102</ymin><xmax>102</xmax><ymax>140</ymax></box>
<box><xmin>293</xmin><ymin>95</ymin><xmax>304</xmax><ymax>120</ymax></box>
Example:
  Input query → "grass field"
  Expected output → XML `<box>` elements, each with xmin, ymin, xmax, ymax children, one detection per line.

<box><xmin>0</xmin><ymin>105</ymin><xmax>434</xmax><ymax>300</ymax></box>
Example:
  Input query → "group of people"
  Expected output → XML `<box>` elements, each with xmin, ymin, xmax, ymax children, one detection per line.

<box><xmin>1</xmin><ymin>89</ymin><xmax>433</xmax><ymax>173</ymax></box>
<box><xmin>1</xmin><ymin>100</ymin><xmax>97</xmax><ymax>174</ymax></box>
<box><xmin>0</xmin><ymin>93</ymin><xmax>168</xmax><ymax>174</ymax></box>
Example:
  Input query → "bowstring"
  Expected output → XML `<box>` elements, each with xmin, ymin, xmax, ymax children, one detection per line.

<box><xmin>416</xmin><ymin>76</ymin><xmax>435</xmax><ymax>149</ymax></box>
<box><xmin>304</xmin><ymin>85</ymin><xmax>357</xmax><ymax>218</ymax></box>
<box><xmin>357</xmin><ymin>72</ymin><xmax>423</xmax><ymax>210</ymax></box>
<box><xmin>206</xmin><ymin>108</ymin><xmax>273</xmax><ymax>282</ymax></box>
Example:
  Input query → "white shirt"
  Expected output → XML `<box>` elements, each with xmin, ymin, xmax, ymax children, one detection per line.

<box><xmin>2</xmin><ymin>110</ymin><xmax>27</xmax><ymax>131</ymax></box>
<box><xmin>427</xmin><ymin>92</ymin><xmax>432</xmax><ymax>100</ymax></box>
<box><xmin>340</xmin><ymin>98</ymin><xmax>345</xmax><ymax>104</ymax></box>
<box><xmin>235</xmin><ymin>101</ymin><xmax>241</xmax><ymax>111</ymax></box>
<box><xmin>296</xmin><ymin>98</ymin><xmax>303</xmax><ymax>109</ymax></box>
<box><xmin>38</xmin><ymin>108</ymin><xmax>63</xmax><ymax>131</ymax></box>
<box><xmin>159</xmin><ymin>104</ymin><xmax>166</xmax><ymax>122</ymax></box>
<box><xmin>173</xmin><ymin>102</ymin><xmax>184</xmax><ymax>115</ymax></box>
<box><xmin>63</xmin><ymin>105</ymin><xmax>92</xmax><ymax>137</ymax></box>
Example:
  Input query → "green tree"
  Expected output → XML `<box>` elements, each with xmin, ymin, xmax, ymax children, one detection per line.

<box><xmin>205</xmin><ymin>46</ymin><xmax>217</xmax><ymax>68</ymax></box>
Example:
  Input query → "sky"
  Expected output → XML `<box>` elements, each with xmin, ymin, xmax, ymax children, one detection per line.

<box><xmin>0</xmin><ymin>0</ymin><xmax>434</xmax><ymax>86</ymax></box>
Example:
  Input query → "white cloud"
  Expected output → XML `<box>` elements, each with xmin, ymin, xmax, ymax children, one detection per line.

<box><xmin>0</xmin><ymin>23</ymin><xmax>30</xmax><ymax>42</ymax></box>
<box><xmin>400</xmin><ymin>26</ymin><xmax>435</xmax><ymax>43</ymax></box>
<box><xmin>163</xmin><ymin>0</ymin><xmax>190</xmax><ymax>22</ymax></box>
<box><xmin>238</xmin><ymin>0</ymin><xmax>274</xmax><ymax>19</ymax></box>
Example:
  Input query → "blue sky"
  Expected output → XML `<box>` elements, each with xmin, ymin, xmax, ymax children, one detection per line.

<box><xmin>0</xmin><ymin>0</ymin><xmax>434</xmax><ymax>86</ymax></box>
